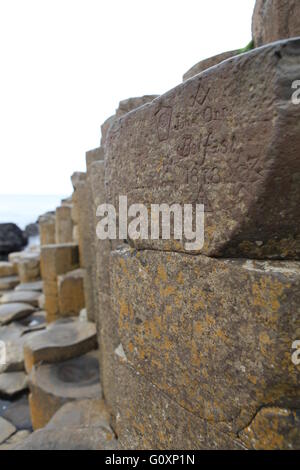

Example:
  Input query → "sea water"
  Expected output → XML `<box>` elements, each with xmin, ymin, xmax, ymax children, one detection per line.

<box><xmin>0</xmin><ymin>194</ymin><xmax>66</xmax><ymax>230</ymax></box>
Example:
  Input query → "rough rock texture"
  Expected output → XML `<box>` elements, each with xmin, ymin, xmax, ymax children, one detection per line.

<box><xmin>14</xmin><ymin>426</ymin><xmax>117</xmax><ymax>450</ymax></box>
<box><xmin>0</xmin><ymin>303</ymin><xmax>35</xmax><ymax>325</ymax></box>
<box><xmin>183</xmin><ymin>50</ymin><xmax>239</xmax><ymax>81</ymax></box>
<box><xmin>0</xmin><ymin>395</ymin><xmax>32</xmax><ymax>430</ymax></box>
<box><xmin>17</xmin><ymin>252</ymin><xmax>40</xmax><ymax>283</ymax></box>
<box><xmin>90</xmin><ymin>160</ymin><xmax>120</xmax><ymax>421</ymax></box>
<box><xmin>41</xmin><ymin>243</ymin><xmax>79</xmax><ymax>322</ymax></box>
<box><xmin>46</xmin><ymin>398</ymin><xmax>111</xmax><ymax>430</ymax></box>
<box><xmin>55</xmin><ymin>204</ymin><xmax>73</xmax><ymax>244</ymax></box>
<box><xmin>0</xmin><ymin>291</ymin><xmax>40</xmax><ymax>308</ymax></box>
<box><xmin>0</xmin><ymin>224</ymin><xmax>27</xmax><ymax>259</ymax></box>
<box><xmin>41</xmin><ymin>244</ymin><xmax>79</xmax><ymax>280</ymax></box>
<box><xmin>76</xmin><ymin>149</ymin><xmax>103</xmax><ymax>322</ymax></box>
<box><xmin>0</xmin><ymin>262</ymin><xmax>17</xmax><ymax>278</ymax></box>
<box><xmin>110</xmin><ymin>246</ymin><xmax>300</xmax><ymax>445</ymax></box>
<box><xmin>0</xmin><ymin>417</ymin><xmax>16</xmax><ymax>444</ymax></box>
<box><xmin>252</xmin><ymin>0</ymin><xmax>300</xmax><ymax>47</ymax></box>
<box><xmin>28</xmin><ymin>351</ymin><xmax>101</xmax><ymax>429</ymax></box>
<box><xmin>18</xmin><ymin>310</ymin><xmax>47</xmax><ymax>333</ymax></box>
<box><xmin>115</xmin><ymin>361</ymin><xmax>245</xmax><ymax>450</ymax></box>
<box><xmin>0</xmin><ymin>372</ymin><xmax>28</xmax><ymax>397</ymax></box>
<box><xmin>0</xmin><ymin>430</ymin><xmax>31</xmax><ymax>450</ymax></box>
<box><xmin>38</xmin><ymin>212</ymin><xmax>56</xmax><ymax>246</ymax></box>
<box><xmin>239</xmin><ymin>407</ymin><xmax>300</xmax><ymax>450</ymax></box>
<box><xmin>71</xmin><ymin>171</ymin><xmax>86</xmax><ymax>190</ymax></box>
<box><xmin>106</xmin><ymin>39</ymin><xmax>300</xmax><ymax>259</ymax></box>
<box><xmin>14</xmin><ymin>398</ymin><xmax>116</xmax><ymax>450</ymax></box>
<box><xmin>57</xmin><ymin>268</ymin><xmax>85</xmax><ymax>318</ymax></box>
<box><xmin>24</xmin><ymin>223</ymin><xmax>39</xmax><ymax>238</ymax></box>
<box><xmin>23</xmin><ymin>318</ymin><xmax>97</xmax><ymax>373</ymax></box>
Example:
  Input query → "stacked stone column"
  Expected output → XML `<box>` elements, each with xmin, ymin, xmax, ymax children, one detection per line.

<box><xmin>89</xmin><ymin>36</ymin><xmax>300</xmax><ymax>450</ymax></box>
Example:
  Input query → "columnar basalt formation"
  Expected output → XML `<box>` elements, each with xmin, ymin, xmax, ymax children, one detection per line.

<box><xmin>252</xmin><ymin>0</ymin><xmax>300</xmax><ymax>46</ymax></box>
<box><xmin>28</xmin><ymin>351</ymin><xmax>101</xmax><ymax>429</ymax></box>
<box><xmin>55</xmin><ymin>205</ymin><xmax>73</xmax><ymax>244</ymax></box>
<box><xmin>1</xmin><ymin>0</ymin><xmax>300</xmax><ymax>451</ymax></box>
<box><xmin>105</xmin><ymin>40</ymin><xmax>300</xmax><ymax>259</ymax></box>
<box><xmin>40</xmin><ymin>243</ymin><xmax>79</xmax><ymax>322</ymax></box>
<box><xmin>38</xmin><ymin>213</ymin><xmax>56</xmax><ymax>246</ymax></box>
<box><xmin>95</xmin><ymin>38</ymin><xmax>300</xmax><ymax>450</ymax></box>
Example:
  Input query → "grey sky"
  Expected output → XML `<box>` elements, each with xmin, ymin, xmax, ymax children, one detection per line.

<box><xmin>0</xmin><ymin>0</ymin><xmax>256</xmax><ymax>195</ymax></box>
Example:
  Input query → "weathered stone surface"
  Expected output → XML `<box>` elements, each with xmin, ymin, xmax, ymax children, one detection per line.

<box><xmin>71</xmin><ymin>171</ymin><xmax>86</xmax><ymax>190</ymax></box>
<box><xmin>76</xmin><ymin>180</ymin><xmax>95</xmax><ymax>321</ymax></box>
<box><xmin>17</xmin><ymin>252</ymin><xmax>40</xmax><ymax>283</ymax></box>
<box><xmin>106</xmin><ymin>39</ymin><xmax>300</xmax><ymax>259</ymax></box>
<box><xmin>0</xmin><ymin>325</ymin><xmax>39</xmax><ymax>373</ymax></box>
<box><xmin>46</xmin><ymin>399</ymin><xmax>111</xmax><ymax>431</ymax></box>
<box><xmin>0</xmin><ymin>262</ymin><xmax>17</xmax><ymax>278</ymax></box>
<box><xmin>115</xmin><ymin>361</ymin><xmax>245</xmax><ymax>450</ymax></box>
<box><xmin>24</xmin><ymin>223</ymin><xmax>39</xmax><ymax>237</ymax></box>
<box><xmin>90</xmin><ymin>159</ymin><xmax>119</xmax><ymax>419</ymax></box>
<box><xmin>23</xmin><ymin>318</ymin><xmax>97</xmax><ymax>373</ymax></box>
<box><xmin>86</xmin><ymin>147</ymin><xmax>104</xmax><ymax>170</ymax></box>
<box><xmin>14</xmin><ymin>426</ymin><xmax>117</xmax><ymax>450</ymax></box>
<box><xmin>41</xmin><ymin>243</ymin><xmax>79</xmax><ymax>281</ymax></box>
<box><xmin>55</xmin><ymin>205</ymin><xmax>73</xmax><ymax>244</ymax></box>
<box><xmin>28</xmin><ymin>351</ymin><xmax>101</xmax><ymax>429</ymax></box>
<box><xmin>0</xmin><ymin>372</ymin><xmax>28</xmax><ymax>397</ymax></box>
<box><xmin>0</xmin><ymin>291</ymin><xmax>40</xmax><ymax>307</ymax></box>
<box><xmin>0</xmin><ymin>417</ymin><xmax>16</xmax><ymax>444</ymax></box>
<box><xmin>57</xmin><ymin>268</ymin><xmax>85</xmax><ymax>318</ymax></box>
<box><xmin>0</xmin><ymin>275</ymin><xmax>19</xmax><ymax>291</ymax></box>
<box><xmin>0</xmin><ymin>395</ymin><xmax>32</xmax><ymax>430</ymax></box>
<box><xmin>15</xmin><ymin>280</ymin><xmax>43</xmax><ymax>292</ymax></box>
<box><xmin>111</xmin><ymin>247</ymin><xmax>300</xmax><ymax>435</ymax></box>
<box><xmin>252</xmin><ymin>0</ymin><xmax>300</xmax><ymax>47</ymax></box>
<box><xmin>0</xmin><ymin>430</ymin><xmax>30</xmax><ymax>450</ymax></box>
<box><xmin>183</xmin><ymin>50</ymin><xmax>239</xmax><ymax>81</ymax></box>
<box><xmin>38</xmin><ymin>212</ymin><xmax>56</xmax><ymax>246</ymax></box>
<box><xmin>76</xmin><ymin>149</ymin><xmax>103</xmax><ymax>322</ymax></box>
<box><xmin>18</xmin><ymin>310</ymin><xmax>47</xmax><ymax>333</ymax></box>
<box><xmin>41</xmin><ymin>243</ymin><xmax>79</xmax><ymax>321</ymax></box>
<box><xmin>116</xmin><ymin>95</ymin><xmax>158</xmax><ymax>117</ymax></box>
<box><xmin>239</xmin><ymin>407</ymin><xmax>300</xmax><ymax>450</ymax></box>
<box><xmin>0</xmin><ymin>224</ymin><xmax>27</xmax><ymax>259</ymax></box>
<box><xmin>0</xmin><ymin>303</ymin><xmax>35</xmax><ymax>325</ymax></box>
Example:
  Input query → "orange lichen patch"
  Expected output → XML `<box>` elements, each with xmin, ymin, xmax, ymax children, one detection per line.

<box><xmin>176</xmin><ymin>271</ymin><xmax>184</xmax><ymax>285</ymax></box>
<box><xmin>252</xmin><ymin>278</ymin><xmax>287</xmax><ymax>312</ymax></box>
<box><xmin>239</xmin><ymin>407</ymin><xmax>299</xmax><ymax>450</ymax></box>
<box><xmin>128</xmin><ymin>342</ymin><xmax>134</xmax><ymax>353</ymax></box>
<box><xmin>193</xmin><ymin>321</ymin><xmax>205</xmax><ymax>337</ymax></box>
<box><xmin>160</xmin><ymin>284</ymin><xmax>176</xmax><ymax>297</ymax></box>
<box><xmin>215</xmin><ymin>328</ymin><xmax>230</xmax><ymax>344</ymax></box>
<box><xmin>156</xmin><ymin>265</ymin><xmax>168</xmax><ymax>282</ymax></box>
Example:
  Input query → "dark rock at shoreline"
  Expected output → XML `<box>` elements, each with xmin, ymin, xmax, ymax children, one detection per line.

<box><xmin>24</xmin><ymin>223</ymin><xmax>39</xmax><ymax>238</ymax></box>
<box><xmin>0</xmin><ymin>224</ymin><xmax>28</xmax><ymax>260</ymax></box>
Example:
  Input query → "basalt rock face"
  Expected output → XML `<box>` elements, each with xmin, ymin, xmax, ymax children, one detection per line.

<box><xmin>182</xmin><ymin>50</ymin><xmax>239</xmax><ymax>81</ymax></box>
<box><xmin>110</xmin><ymin>247</ymin><xmax>300</xmax><ymax>445</ymax></box>
<box><xmin>105</xmin><ymin>39</ymin><xmax>300</xmax><ymax>259</ymax></box>
<box><xmin>92</xmin><ymin>38</ymin><xmax>300</xmax><ymax>450</ymax></box>
<box><xmin>252</xmin><ymin>0</ymin><xmax>300</xmax><ymax>47</ymax></box>
<box><xmin>3</xmin><ymin>13</ymin><xmax>300</xmax><ymax>451</ymax></box>
<box><xmin>0</xmin><ymin>224</ymin><xmax>27</xmax><ymax>260</ymax></box>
